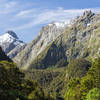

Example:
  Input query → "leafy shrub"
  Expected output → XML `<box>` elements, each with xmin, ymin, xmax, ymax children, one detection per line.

<box><xmin>66</xmin><ymin>58</ymin><xmax>91</xmax><ymax>80</ymax></box>
<box><xmin>64</xmin><ymin>78</ymin><xmax>81</xmax><ymax>100</ymax></box>
<box><xmin>80</xmin><ymin>57</ymin><xmax>100</xmax><ymax>100</ymax></box>
<box><xmin>64</xmin><ymin>57</ymin><xmax>100</xmax><ymax>100</ymax></box>
<box><xmin>0</xmin><ymin>61</ymin><xmax>55</xmax><ymax>100</ymax></box>
<box><xmin>86</xmin><ymin>88</ymin><xmax>100</xmax><ymax>100</ymax></box>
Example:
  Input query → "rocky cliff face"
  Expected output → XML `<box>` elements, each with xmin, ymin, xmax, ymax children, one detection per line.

<box><xmin>14</xmin><ymin>11</ymin><xmax>100</xmax><ymax>69</ymax></box>
<box><xmin>14</xmin><ymin>22</ymin><xmax>69</xmax><ymax>69</ymax></box>
<box><xmin>0</xmin><ymin>31</ymin><xmax>26</xmax><ymax>58</ymax></box>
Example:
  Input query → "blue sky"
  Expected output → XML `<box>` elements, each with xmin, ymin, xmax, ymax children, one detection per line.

<box><xmin>0</xmin><ymin>0</ymin><xmax>100</xmax><ymax>42</ymax></box>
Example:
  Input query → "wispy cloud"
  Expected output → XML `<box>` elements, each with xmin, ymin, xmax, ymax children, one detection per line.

<box><xmin>16</xmin><ymin>9</ymin><xmax>37</xmax><ymax>18</ymax></box>
<box><xmin>5</xmin><ymin>1</ymin><xmax>17</xmax><ymax>8</ymax></box>
<box><xmin>0</xmin><ymin>1</ymin><xmax>18</xmax><ymax>14</ymax></box>
<box><xmin>0</xmin><ymin>0</ymin><xmax>100</xmax><ymax>42</ymax></box>
<box><xmin>13</xmin><ymin>7</ymin><xmax>93</xmax><ymax>30</ymax></box>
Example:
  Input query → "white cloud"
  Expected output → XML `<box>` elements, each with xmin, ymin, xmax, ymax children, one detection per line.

<box><xmin>13</xmin><ymin>8</ymin><xmax>94</xmax><ymax>30</ymax></box>
<box><xmin>0</xmin><ymin>1</ymin><xmax>18</xmax><ymax>14</ymax></box>
<box><xmin>16</xmin><ymin>9</ymin><xmax>36</xmax><ymax>18</ymax></box>
<box><xmin>5</xmin><ymin>1</ymin><xmax>17</xmax><ymax>8</ymax></box>
<box><xmin>17</xmin><ymin>10</ymin><xmax>32</xmax><ymax>16</ymax></box>
<box><xmin>0</xmin><ymin>0</ymin><xmax>100</xmax><ymax>39</ymax></box>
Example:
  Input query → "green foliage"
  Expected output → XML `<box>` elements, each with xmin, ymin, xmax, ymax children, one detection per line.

<box><xmin>0</xmin><ymin>90</ymin><xmax>28</xmax><ymax>100</ymax></box>
<box><xmin>64</xmin><ymin>57</ymin><xmax>100</xmax><ymax>100</ymax></box>
<box><xmin>66</xmin><ymin>58</ymin><xmax>91</xmax><ymax>80</ymax></box>
<box><xmin>67</xmin><ymin>78</ymin><xmax>80</xmax><ymax>89</ymax></box>
<box><xmin>86</xmin><ymin>88</ymin><xmax>100</xmax><ymax>100</ymax></box>
<box><xmin>0</xmin><ymin>61</ymin><xmax>24</xmax><ymax>90</ymax></box>
<box><xmin>24</xmin><ymin>68</ymin><xmax>67</xmax><ymax>97</ymax></box>
<box><xmin>0</xmin><ymin>61</ymin><xmax>55</xmax><ymax>100</ymax></box>
<box><xmin>20</xmin><ymin>79</ymin><xmax>47</xmax><ymax>100</ymax></box>
<box><xmin>80</xmin><ymin>57</ymin><xmax>100</xmax><ymax>100</ymax></box>
<box><xmin>64</xmin><ymin>78</ymin><xmax>80</xmax><ymax>100</ymax></box>
<box><xmin>64</xmin><ymin>86</ymin><xmax>81</xmax><ymax>100</ymax></box>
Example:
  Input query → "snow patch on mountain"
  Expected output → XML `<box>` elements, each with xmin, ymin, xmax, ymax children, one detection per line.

<box><xmin>0</xmin><ymin>33</ymin><xmax>16</xmax><ymax>43</ymax></box>
<box><xmin>48</xmin><ymin>21</ymin><xmax>71</xmax><ymax>28</ymax></box>
<box><xmin>0</xmin><ymin>31</ymin><xmax>26</xmax><ymax>58</ymax></box>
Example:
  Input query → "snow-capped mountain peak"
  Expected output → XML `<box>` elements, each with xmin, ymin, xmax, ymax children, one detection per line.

<box><xmin>0</xmin><ymin>31</ymin><xmax>19</xmax><ymax>43</ymax></box>
<box><xmin>0</xmin><ymin>33</ymin><xmax>14</xmax><ymax>43</ymax></box>
<box><xmin>6</xmin><ymin>31</ymin><xmax>18</xmax><ymax>39</ymax></box>
<box><xmin>0</xmin><ymin>31</ymin><xmax>26</xmax><ymax>58</ymax></box>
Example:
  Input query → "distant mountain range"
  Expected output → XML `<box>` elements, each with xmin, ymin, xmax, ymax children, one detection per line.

<box><xmin>0</xmin><ymin>31</ymin><xmax>26</xmax><ymax>58</ymax></box>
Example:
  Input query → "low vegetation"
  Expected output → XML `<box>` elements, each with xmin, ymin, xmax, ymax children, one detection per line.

<box><xmin>0</xmin><ymin>61</ymin><xmax>55</xmax><ymax>100</ymax></box>
<box><xmin>0</xmin><ymin>49</ymin><xmax>100</xmax><ymax>100</ymax></box>
<box><xmin>24</xmin><ymin>68</ymin><xmax>67</xmax><ymax>98</ymax></box>
<box><xmin>64</xmin><ymin>57</ymin><xmax>100</xmax><ymax>100</ymax></box>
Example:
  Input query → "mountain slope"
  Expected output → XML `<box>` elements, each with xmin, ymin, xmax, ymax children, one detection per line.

<box><xmin>23</xmin><ymin>58</ymin><xmax>91</xmax><ymax>98</ymax></box>
<box><xmin>0</xmin><ymin>49</ymin><xmax>54</xmax><ymax>100</ymax></box>
<box><xmin>14</xmin><ymin>22</ymin><xmax>68</xmax><ymax>69</ymax></box>
<box><xmin>0</xmin><ymin>31</ymin><xmax>26</xmax><ymax>58</ymax></box>
<box><xmin>14</xmin><ymin>10</ymin><xmax>100</xmax><ymax>69</ymax></box>
<box><xmin>26</xmin><ymin>11</ymin><xmax>100</xmax><ymax>69</ymax></box>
